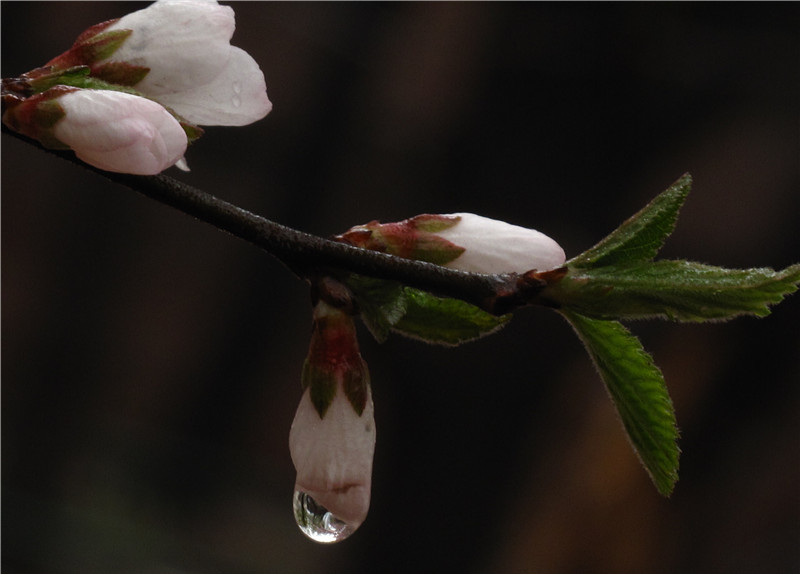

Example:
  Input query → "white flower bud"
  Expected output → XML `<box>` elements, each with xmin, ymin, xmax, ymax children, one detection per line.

<box><xmin>289</xmin><ymin>384</ymin><xmax>376</xmax><ymax>534</ymax></box>
<box><xmin>53</xmin><ymin>89</ymin><xmax>187</xmax><ymax>175</ymax></box>
<box><xmin>102</xmin><ymin>0</ymin><xmax>271</xmax><ymax>126</ymax></box>
<box><xmin>437</xmin><ymin>213</ymin><xmax>566</xmax><ymax>274</ymax></box>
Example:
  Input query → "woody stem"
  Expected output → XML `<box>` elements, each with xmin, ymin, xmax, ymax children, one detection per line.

<box><xmin>4</xmin><ymin>126</ymin><xmax>527</xmax><ymax>314</ymax></box>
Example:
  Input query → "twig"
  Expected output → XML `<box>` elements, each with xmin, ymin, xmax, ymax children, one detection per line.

<box><xmin>4</xmin><ymin>126</ymin><xmax>530</xmax><ymax>313</ymax></box>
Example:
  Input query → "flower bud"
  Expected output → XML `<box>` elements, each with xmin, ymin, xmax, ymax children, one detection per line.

<box><xmin>95</xmin><ymin>0</ymin><xmax>272</xmax><ymax>126</ymax></box>
<box><xmin>337</xmin><ymin>213</ymin><xmax>566</xmax><ymax>274</ymax></box>
<box><xmin>289</xmin><ymin>301</ymin><xmax>376</xmax><ymax>543</ymax></box>
<box><xmin>4</xmin><ymin>87</ymin><xmax>188</xmax><ymax>175</ymax></box>
<box><xmin>436</xmin><ymin>213</ymin><xmax>566</xmax><ymax>274</ymax></box>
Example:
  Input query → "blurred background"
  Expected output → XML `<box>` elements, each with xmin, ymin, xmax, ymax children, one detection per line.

<box><xmin>3</xmin><ymin>2</ymin><xmax>799</xmax><ymax>573</ymax></box>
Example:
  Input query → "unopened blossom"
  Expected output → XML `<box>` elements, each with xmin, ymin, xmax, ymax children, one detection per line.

<box><xmin>56</xmin><ymin>89</ymin><xmax>188</xmax><ymax>174</ymax></box>
<box><xmin>3</xmin><ymin>0</ymin><xmax>272</xmax><ymax>174</ymax></box>
<box><xmin>436</xmin><ymin>213</ymin><xmax>566</xmax><ymax>274</ymax></box>
<box><xmin>95</xmin><ymin>0</ymin><xmax>272</xmax><ymax>126</ymax></box>
<box><xmin>3</xmin><ymin>87</ymin><xmax>188</xmax><ymax>175</ymax></box>
<box><xmin>289</xmin><ymin>300</ymin><xmax>376</xmax><ymax>542</ymax></box>
<box><xmin>337</xmin><ymin>213</ymin><xmax>566</xmax><ymax>274</ymax></box>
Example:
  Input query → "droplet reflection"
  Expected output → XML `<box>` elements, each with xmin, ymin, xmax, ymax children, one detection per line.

<box><xmin>293</xmin><ymin>490</ymin><xmax>358</xmax><ymax>543</ymax></box>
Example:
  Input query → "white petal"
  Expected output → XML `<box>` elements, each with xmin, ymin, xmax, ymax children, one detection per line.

<box><xmin>289</xmin><ymin>386</ymin><xmax>376</xmax><ymax>525</ymax></box>
<box><xmin>154</xmin><ymin>46</ymin><xmax>272</xmax><ymax>126</ymax></box>
<box><xmin>54</xmin><ymin>90</ymin><xmax>187</xmax><ymax>175</ymax></box>
<box><xmin>105</xmin><ymin>0</ymin><xmax>235</xmax><ymax>95</ymax></box>
<box><xmin>439</xmin><ymin>212</ymin><xmax>566</xmax><ymax>274</ymax></box>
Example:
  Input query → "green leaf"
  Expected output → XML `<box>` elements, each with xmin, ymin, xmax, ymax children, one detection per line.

<box><xmin>345</xmin><ymin>275</ymin><xmax>408</xmax><ymax>343</ymax></box>
<box><xmin>345</xmin><ymin>274</ymin><xmax>510</xmax><ymax>345</ymax></box>
<box><xmin>546</xmin><ymin>261</ymin><xmax>800</xmax><ymax>322</ymax></box>
<box><xmin>392</xmin><ymin>288</ymin><xmax>511</xmax><ymax>346</ymax></box>
<box><xmin>561</xmin><ymin>310</ymin><xmax>679</xmax><ymax>496</ymax></box>
<box><xmin>569</xmin><ymin>174</ymin><xmax>691</xmax><ymax>269</ymax></box>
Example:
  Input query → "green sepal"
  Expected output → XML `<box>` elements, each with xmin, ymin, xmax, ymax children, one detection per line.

<box><xmin>569</xmin><ymin>174</ymin><xmax>691</xmax><ymax>269</ymax></box>
<box><xmin>545</xmin><ymin>261</ymin><xmax>800</xmax><ymax>322</ymax></box>
<box><xmin>392</xmin><ymin>288</ymin><xmax>511</xmax><ymax>346</ymax></box>
<box><xmin>80</xmin><ymin>29</ymin><xmax>134</xmax><ymax>63</ymax></box>
<box><xmin>561</xmin><ymin>310</ymin><xmax>679</xmax><ymax>496</ymax></box>
<box><xmin>42</xmin><ymin>72</ymin><xmax>142</xmax><ymax>95</ymax></box>
<box><xmin>301</xmin><ymin>359</ymin><xmax>337</xmax><ymax>419</ymax></box>
<box><xmin>342</xmin><ymin>358</ymin><xmax>370</xmax><ymax>416</ymax></box>
<box><xmin>412</xmin><ymin>213</ymin><xmax>462</xmax><ymax>233</ymax></box>
<box><xmin>91</xmin><ymin>61</ymin><xmax>150</xmax><ymax>87</ymax></box>
<box><xmin>1</xmin><ymin>88</ymin><xmax>68</xmax><ymax>149</ymax></box>
<box><xmin>44</xmin><ymin>25</ymin><xmax>131</xmax><ymax>71</ymax></box>
<box><xmin>407</xmin><ymin>236</ymin><xmax>465</xmax><ymax>266</ymax></box>
<box><xmin>180</xmin><ymin>121</ymin><xmax>205</xmax><ymax>144</ymax></box>
<box><xmin>26</xmin><ymin>66</ymin><xmax>92</xmax><ymax>94</ymax></box>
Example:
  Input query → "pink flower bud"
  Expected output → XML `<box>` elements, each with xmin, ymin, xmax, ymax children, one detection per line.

<box><xmin>97</xmin><ymin>0</ymin><xmax>272</xmax><ymax>126</ymax></box>
<box><xmin>290</xmin><ymin>385</ymin><xmax>375</xmax><ymax>541</ymax></box>
<box><xmin>437</xmin><ymin>213</ymin><xmax>566</xmax><ymax>274</ymax></box>
<box><xmin>289</xmin><ymin>301</ymin><xmax>376</xmax><ymax>543</ymax></box>
<box><xmin>337</xmin><ymin>213</ymin><xmax>566</xmax><ymax>274</ymax></box>
<box><xmin>52</xmin><ymin>89</ymin><xmax>187</xmax><ymax>175</ymax></box>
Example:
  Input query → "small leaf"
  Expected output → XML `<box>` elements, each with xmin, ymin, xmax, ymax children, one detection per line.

<box><xmin>562</xmin><ymin>310</ymin><xmax>679</xmax><ymax>496</ymax></box>
<box><xmin>569</xmin><ymin>174</ymin><xmax>691</xmax><ymax>269</ymax></box>
<box><xmin>345</xmin><ymin>275</ymin><xmax>408</xmax><ymax>343</ymax></box>
<box><xmin>393</xmin><ymin>288</ymin><xmax>510</xmax><ymax>346</ymax></box>
<box><xmin>547</xmin><ymin>261</ymin><xmax>800</xmax><ymax>322</ymax></box>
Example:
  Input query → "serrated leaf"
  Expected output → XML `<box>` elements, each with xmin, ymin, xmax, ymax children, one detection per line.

<box><xmin>562</xmin><ymin>310</ymin><xmax>679</xmax><ymax>496</ymax></box>
<box><xmin>548</xmin><ymin>261</ymin><xmax>800</xmax><ymax>322</ymax></box>
<box><xmin>569</xmin><ymin>174</ymin><xmax>691</xmax><ymax>269</ymax></box>
<box><xmin>392</xmin><ymin>288</ymin><xmax>510</xmax><ymax>346</ymax></box>
<box><xmin>344</xmin><ymin>275</ymin><xmax>408</xmax><ymax>343</ymax></box>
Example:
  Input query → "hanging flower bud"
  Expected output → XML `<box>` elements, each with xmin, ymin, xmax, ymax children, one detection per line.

<box><xmin>3</xmin><ymin>87</ymin><xmax>188</xmax><ymax>175</ymax></box>
<box><xmin>289</xmin><ymin>299</ymin><xmax>376</xmax><ymax>543</ymax></box>
<box><xmin>90</xmin><ymin>0</ymin><xmax>272</xmax><ymax>126</ymax></box>
<box><xmin>337</xmin><ymin>212</ymin><xmax>566</xmax><ymax>274</ymax></box>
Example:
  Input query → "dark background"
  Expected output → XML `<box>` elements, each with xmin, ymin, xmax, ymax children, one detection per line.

<box><xmin>3</xmin><ymin>2</ymin><xmax>799</xmax><ymax>573</ymax></box>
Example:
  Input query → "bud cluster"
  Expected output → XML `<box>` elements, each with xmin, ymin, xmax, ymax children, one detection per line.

<box><xmin>2</xmin><ymin>0</ymin><xmax>271</xmax><ymax>174</ymax></box>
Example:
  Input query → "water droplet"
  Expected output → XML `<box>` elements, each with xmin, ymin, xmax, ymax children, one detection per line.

<box><xmin>232</xmin><ymin>95</ymin><xmax>241</xmax><ymax>108</ymax></box>
<box><xmin>293</xmin><ymin>490</ymin><xmax>358</xmax><ymax>543</ymax></box>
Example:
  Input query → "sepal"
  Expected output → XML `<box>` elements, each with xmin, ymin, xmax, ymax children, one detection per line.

<box><xmin>302</xmin><ymin>300</ymin><xmax>370</xmax><ymax>418</ymax></box>
<box><xmin>45</xmin><ymin>21</ymin><xmax>130</xmax><ymax>70</ymax></box>
<box><xmin>336</xmin><ymin>214</ymin><xmax>465</xmax><ymax>266</ymax></box>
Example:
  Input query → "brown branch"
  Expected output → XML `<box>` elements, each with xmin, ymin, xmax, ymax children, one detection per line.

<box><xmin>4</xmin><ymin>126</ymin><xmax>545</xmax><ymax>314</ymax></box>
